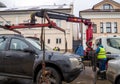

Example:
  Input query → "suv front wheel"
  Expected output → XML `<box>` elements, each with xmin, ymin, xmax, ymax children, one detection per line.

<box><xmin>36</xmin><ymin>67</ymin><xmax>62</xmax><ymax>84</ymax></box>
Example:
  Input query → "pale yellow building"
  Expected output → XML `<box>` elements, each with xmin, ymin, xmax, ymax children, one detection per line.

<box><xmin>0</xmin><ymin>4</ymin><xmax>76</xmax><ymax>52</ymax></box>
<box><xmin>80</xmin><ymin>0</ymin><xmax>120</xmax><ymax>49</ymax></box>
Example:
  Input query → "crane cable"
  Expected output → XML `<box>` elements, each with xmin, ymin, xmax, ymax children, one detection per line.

<box><xmin>64</xmin><ymin>32</ymin><xmax>67</xmax><ymax>52</ymax></box>
<box><xmin>40</xmin><ymin>11</ymin><xmax>48</xmax><ymax>83</ymax></box>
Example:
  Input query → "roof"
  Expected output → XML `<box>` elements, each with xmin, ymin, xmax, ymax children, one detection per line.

<box><xmin>80</xmin><ymin>0</ymin><xmax>120</xmax><ymax>12</ymax></box>
<box><xmin>0</xmin><ymin>2</ymin><xmax>6</xmax><ymax>8</ymax></box>
<box><xmin>93</xmin><ymin>0</ymin><xmax>120</xmax><ymax>9</ymax></box>
<box><xmin>0</xmin><ymin>4</ymin><xmax>71</xmax><ymax>12</ymax></box>
<box><xmin>80</xmin><ymin>9</ymin><xmax>120</xmax><ymax>12</ymax></box>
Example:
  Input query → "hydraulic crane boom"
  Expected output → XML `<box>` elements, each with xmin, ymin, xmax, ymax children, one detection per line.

<box><xmin>0</xmin><ymin>9</ymin><xmax>93</xmax><ymax>53</ymax></box>
<box><xmin>30</xmin><ymin>9</ymin><xmax>93</xmax><ymax>49</ymax></box>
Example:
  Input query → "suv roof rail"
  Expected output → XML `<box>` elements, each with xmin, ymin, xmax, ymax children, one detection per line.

<box><xmin>0</xmin><ymin>34</ymin><xmax>23</xmax><ymax>37</ymax></box>
<box><xmin>26</xmin><ymin>36</ymin><xmax>39</xmax><ymax>40</ymax></box>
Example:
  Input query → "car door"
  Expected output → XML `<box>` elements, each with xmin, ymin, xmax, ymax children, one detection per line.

<box><xmin>0</xmin><ymin>37</ymin><xmax>8</xmax><ymax>72</ymax></box>
<box><xmin>4</xmin><ymin>38</ymin><xmax>35</xmax><ymax>76</ymax></box>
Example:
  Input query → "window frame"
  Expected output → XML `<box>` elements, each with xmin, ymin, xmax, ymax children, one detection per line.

<box><xmin>47</xmin><ymin>39</ymin><xmax>50</xmax><ymax>44</ymax></box>
<box><xmin>56</xmin><ymin>20</ymin><xmax>61</xmax><ymax>27</ymax></box>
<box><xmin>100</xmin><ymin>22</ymin><xmax>103</xmax><ymax>33</ymax></box>
<box><xmin>56</xmin><ymin>38</ymin><xmax>61</xmax><ymax>44</ymax></box>
<box><xmin>93</xmin><ymin>24</ymin><xmax>97</xmax><ymax>33</ymax></box>
<box><xmin>114</xmin><ymin>22</ymin><xmax>117</xmax><ymax>33</ymax></box>
<box><xmin>103</xmin><ymin>4</ymin><xmax>113</xmax><ymax>10</ymax></box>
<box><xmin>6</xmin><ymin>21</ymin><xmax>11</xmax><ymax>25</ymax></box>
<box><xmin>106</xmin><ymin>22</ymin><xmax>111</xmax><ymax>33</ymax></box>
<box><xmin>0</xmin><ymin>21</ymin><xmax>4</xmax><ymax>25</ymax></box>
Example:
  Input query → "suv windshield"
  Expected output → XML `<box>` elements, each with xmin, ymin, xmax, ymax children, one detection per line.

<box><xmin>107</xmin><ymin>38</ymin><xmax>120</xmax><ymax>49</ymax></box>
<box><xmin>25</xmin><ymin>38</ymin><xmax>52</xmax><ymax>50</ymax></box>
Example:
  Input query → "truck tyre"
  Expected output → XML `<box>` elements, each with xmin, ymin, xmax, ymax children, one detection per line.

<box><xmin>36</xmin><ymin>67</ymin><xmax>62</xmax><ymax>84</ymax></box>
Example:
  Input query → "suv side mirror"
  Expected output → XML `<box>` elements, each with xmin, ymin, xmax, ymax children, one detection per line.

<box><xmin>23</xmin><ymin>48</ymin><xmax>35</xmax><ymax>53</ymax></box>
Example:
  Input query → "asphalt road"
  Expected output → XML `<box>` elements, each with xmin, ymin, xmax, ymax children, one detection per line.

<box><xmin>0</xmin><ymin>67</ymin><xmax>111</xmax><ymax>84</ymax></box>
<box><xmin>0</xmin><ymin>77</ymin><xmax>32</xmax><ymax>84</ymax></box>
<box><xmin>63</xmin><ymin>67</ymin><xmax>111</xmax><ymax>84</ymax></box>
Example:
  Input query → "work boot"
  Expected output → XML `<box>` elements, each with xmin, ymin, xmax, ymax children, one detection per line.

<box><xmin>103</xmin><ymin>71</ymin><xmax>106</xmax><ymax>79</ymax></box>
<box><xmin>100</xmin><ymin>70</ymin><xmax>106</xmax><ymax>80</ymax></box>
<box><xmin>97</xmin><ymin>71</ymin><xmax>103</xmax><ymax>80</ymax></box>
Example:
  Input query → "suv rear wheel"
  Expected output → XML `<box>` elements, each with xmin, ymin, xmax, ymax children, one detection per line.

<box><xmin>36</xmin><ymin>67</ymin><xmax>62</xmax><ymax>84</ymax></box>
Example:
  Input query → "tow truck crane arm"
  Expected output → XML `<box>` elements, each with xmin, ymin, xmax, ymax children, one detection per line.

<box><xmin>1</xmin><ymin>9</ymin><xmax>93</xmax><ymax>52</ymax></box>
<box><xmin>4</xmin><ymin>22</ymin><xmax>65</xmax><ymax>32</ymax></box>
<box><xmin>0</xmin><ymin>25</ymin><xmax>21</xmax><ymax>34</ymax></box>
<box><xmin>67</xmin><ymin>17</ymin><xmax>93</xmax><ymax>52</ymax></box>
<box><xmin>30</xmin><ymin>9</ymin><xmax>93</xmax><ymax>49</ymax></box>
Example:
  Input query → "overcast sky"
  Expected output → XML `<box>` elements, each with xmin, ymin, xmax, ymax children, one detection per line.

<box><xmin>0</xmin><ymin>0</ymin><xmax>120</xmax><ymax>16</ymax></box>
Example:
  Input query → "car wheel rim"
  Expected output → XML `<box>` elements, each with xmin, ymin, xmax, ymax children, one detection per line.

<box><xmin>38</xmin><ymin>71</ymin><xmax>57</xmax><ymax>84</ymax></box>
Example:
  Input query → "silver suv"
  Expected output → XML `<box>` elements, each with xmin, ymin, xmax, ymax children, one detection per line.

<box><xmin>106</xmin><ymin>58</ymin><xmax>120</xmax><ymax>84</ymax></box>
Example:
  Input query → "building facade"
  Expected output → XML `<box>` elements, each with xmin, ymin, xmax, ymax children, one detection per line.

<box><xmin>80</xmin><ymin>0</ymin><xmax>120</xmax><ymax>49</ymax></box>
<box><xmin>0</xmin><ymin>4</ymin><xmax>75</xmax><ymax>52</ymax></box>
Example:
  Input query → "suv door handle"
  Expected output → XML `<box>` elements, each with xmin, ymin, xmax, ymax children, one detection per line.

<box><xmin>3</xmin><ymin>55</ymin><xmax>11</xmax><ymax>59</ymax></box>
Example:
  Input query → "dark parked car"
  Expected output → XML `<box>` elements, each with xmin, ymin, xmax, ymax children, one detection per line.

<box><xmin>0</xmin><ymin>34</ymin><xmax>82</xmax><ymax>84</ymax></box>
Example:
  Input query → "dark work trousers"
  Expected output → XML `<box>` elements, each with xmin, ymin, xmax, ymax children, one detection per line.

<box><xmin>98</xmin><ymin>58</ymin><xmax>107</xmax><ymax>71</ymax></box>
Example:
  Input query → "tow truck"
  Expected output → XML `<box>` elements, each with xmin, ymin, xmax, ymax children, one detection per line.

<box><xmin>94</xmin><ymin>35</ymin><xmax>120</xmax><ymax>59</ymax></box>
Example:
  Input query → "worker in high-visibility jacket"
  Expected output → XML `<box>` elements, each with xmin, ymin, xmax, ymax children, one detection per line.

<box><xmin>96</xmin><ymin>43</ymin><xmax>107</xmax><ymax>79</ymax></box>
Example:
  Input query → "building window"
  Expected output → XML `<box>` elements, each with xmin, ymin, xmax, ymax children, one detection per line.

<box><xmin>67</xmin><ymin>22</ymin><xmax>70</xmax><ymax>29</ymax></box>
<box><xmin>100</xmin><ymin>22</ymin><xmax>103</xmax><ymax>33</ymax></box>
<box><xmin>6</xmin><ymin>21</ymin><xmax>11</xmax><ymax>25</ymax></box>
<box><xmin>23</xmin><ymin>20</ymin><xmax>29</xmax><ymax>23</ymax></box>
<box><xmin>0</xmin><ymin>21</ymin><xmax>4</xmax><ymax>25</ymax></box>
<box><xmin>102</xmin><ymin>4</ymin><xmax>113</xmax><ymax>10</ymax></box>
<box><xmin>93</xmin><ymin>24</ymin><xmax>97</xmax><ymax>33</ymax></box>
<box><xmin>114</xmin><ymin>22</ymin><xmax>117</xmax><ymax>33</ymax></box>
<box><xmin>47</xmin><ymin>39</ymin><xmax>50</xmax><ymax>44</ymax></box>
<box><xmin>106</xmin><ymin>22</ymin><xmax>111</xmax><ymax>33</ymax></box>
<box><xmin>56</xmin><ymin>38</ymin><xmax>61</xmax><ymax>44</ymax></box>
<box><xmin>56</xmin><ymin>20</ymin><xmax>61</xmax><ymax>27</ymax></box>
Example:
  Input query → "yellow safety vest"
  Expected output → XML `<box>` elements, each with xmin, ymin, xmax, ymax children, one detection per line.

<box><xmin>53</xmin><ymin>47</ymin><xmax>57</xmax><ymax>51</ymax></box>
<box><xmin>97</xmin><ymin>47</ymin><xmax>107</xmax><ymax>59</ymax></box>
